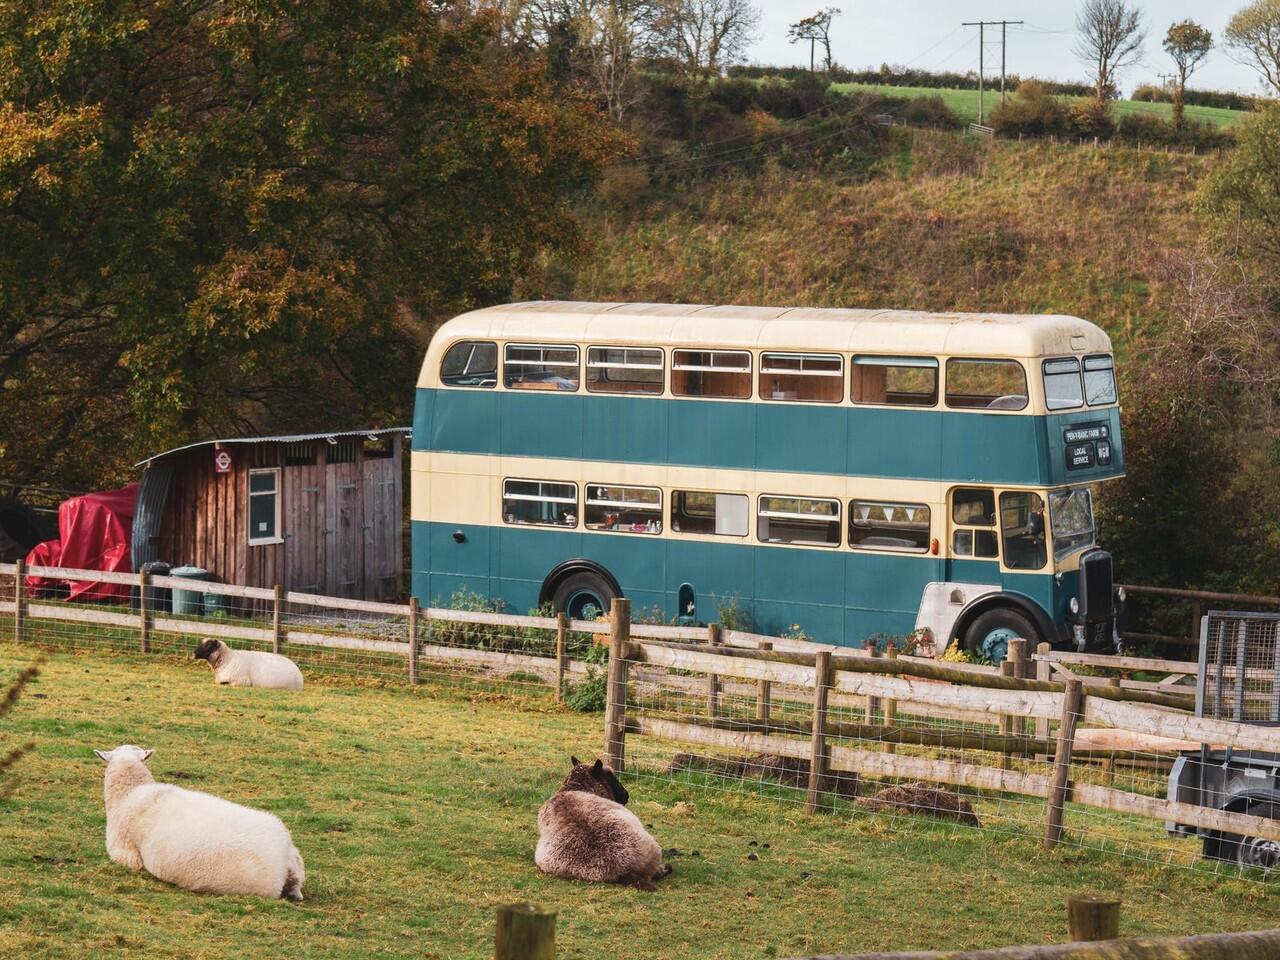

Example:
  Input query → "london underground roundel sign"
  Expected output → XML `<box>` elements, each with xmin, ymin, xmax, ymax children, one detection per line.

<box><xmin>214</xmin><ymin>450</ymin><xmax>233</xmax><ymax>473</ymax></box>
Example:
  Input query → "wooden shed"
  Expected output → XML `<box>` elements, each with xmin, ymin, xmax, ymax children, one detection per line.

<box><xmin>131</xmin><ymin>428</ymin><xmax>409</xmax><ymax>601</ymax></box>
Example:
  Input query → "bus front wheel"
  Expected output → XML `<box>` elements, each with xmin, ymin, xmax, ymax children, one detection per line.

<box><xmin>552</xmin><ymin>572</ymin><xmax>617</xmax><ymax>622</ymax></box>
<box><xmin>962</xmin><ymin>607</ymin><xmax>1038</xmax><ymax>665</ymax></box>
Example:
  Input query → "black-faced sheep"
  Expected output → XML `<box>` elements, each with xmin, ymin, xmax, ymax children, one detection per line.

<box><xmin>193</xmin><ymin>638</ymin><xmax>303</xmax><ymax>690</ymax></box>
<box><xmin>535</xmin><ymin>757</ymin><xmax>671</xmax><ymax>891</ymax></box>
<box><xmin>95</xmin><ymin>744</ymin><xmax>305</xmax><ymax>901</ymax></box>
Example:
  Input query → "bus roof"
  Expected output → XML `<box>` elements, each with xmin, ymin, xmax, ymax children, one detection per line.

<box><xmin>426</xmin><ymin>302</ymin><xmax>1112</xmax><ymax>365</ymax></box>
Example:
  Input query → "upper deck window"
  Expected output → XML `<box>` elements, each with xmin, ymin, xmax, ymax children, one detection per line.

<box><xmin>504</xmin><ymin>343</ymin><xmax>580</xmax><ymax>392</ymax></box>
<box><xmin>757</xmin><ymin>495</ymin><xmax>840</xmax><ymax>546</ymax></box>
<box><xmin>671</xmin><ymin>349</ymin><xmax>752</xmax><ymax>399</ymax></box>
<box><xmin>1083</xmin><ymin>355</ymin><xmax>1117</xmax><ymax>406</ymax></box>
<box><xmin>851</xmin><ymin>356</ymin><xmax>938</xmax><ymax>407</ymax></box>
<box><xmin>759</xmin><ymin>353</ymin><xmax>843</xmax><ymax>404</ymax></box>
<box><xmin>586</xmin><ymin>347</ymin><xmax>664</xmax><ymax>395</ymax></box>
<box><xmin>1042</xmin><ymin>358</ymin><xmax>1084</xmax><ymax>411</ymax></box>
<box><xmin>440</xmin><ymin>340</ymin><xmax>497</xmax><ymax>388</ymax></box>
<box><xmin>585</xmin><ymin>485</ymin><xmax>662</xmax><ymax>534</ymax></box>
<box><xmin>945</xmin><ymin>358</ymin><xmax>1028</xmax><ymax>411</ymax></box>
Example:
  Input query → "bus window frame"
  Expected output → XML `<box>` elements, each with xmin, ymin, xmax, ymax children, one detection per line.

<box><xmin>501</xmin><ymin>478</ymin><xmax>579</xmax><ymax>528</ymax></box>
<box><xmin>670</xmin><ymin>489</ymin><xmax>750</xmax><ymax>538</ymax></box>
<box><xmin>584</xmin><ymin>483</ymin><xmax>663</xmax><ymax>535</ymax></box>
<box><xmin>439</xmin><ymin>339</ymin><xmax>498</xmax><ymax>389</ymax></box>
<box><xmin>949</xmin><ymin>486</ymin><xmax>999</xmax><ymax>561</ymax></box>
<box><xmin>756</xmin><ymin>494</ymin><xmax>842</xmax><ymax>547</ymax></box>
<box><xmin>848</xmin><ymin>499</ymin><xmax>932</xmax><ymax>554</ymax></box>
<box><xmin>1042</xmin><ymin>357</ymin><xmax>1084</xmax><ymax>412</ymax></box>
<box><xmin>671</xmin><ymin>349</ymin><xmax>753</xmax><ymax>400</ymax></box>
<box><xmin>943</xmin><ymin>357</ymin><xmax>1029</xmax><ymax>412</ymax></box>
<box><xmin>850</xmin><ymin>355</ymin><xmax>940</xmax><ymax>408</ymax></box>
<box><xmin>758</xmin><ymin>352</ymin><xmax>844</xmax><ymax>404</ymax></box>
<box><xmin>503</xmin><ymin>342</ymin><xmax>581</xmax><ymax>392</ymax></box>
<box><xmin>585</xmin><ymin>345</ymin><xmax>666</xmax><ymax>396</ymax></box>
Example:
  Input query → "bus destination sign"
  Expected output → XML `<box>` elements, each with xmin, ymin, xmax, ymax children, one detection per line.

<box><xmin>1065</xmin><ymin>423</ymin><xmax>1114</xmax><ymax>471</ymax></box>
<box><xmin>1064</xmin><ymin>424</ymin><xmax>1109</xmax><ymax>444</ymax></box>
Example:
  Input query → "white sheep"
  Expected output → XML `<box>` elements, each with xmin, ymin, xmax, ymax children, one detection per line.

<box><xmin>94</xmin><ymin>744</ymin><xmax>305</xmax><ymax>901</ymax></box>
<box><xmin>193</xmin><ymin>638</ymin><xmax>303</xmax><ymax>690</ymax></box>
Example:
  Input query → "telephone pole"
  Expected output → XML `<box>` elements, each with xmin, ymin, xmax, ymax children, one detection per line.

<box><xmin>962</xmin><ymin>20</ymin><xmax>1024</xmax><ymax>124</ymax></box>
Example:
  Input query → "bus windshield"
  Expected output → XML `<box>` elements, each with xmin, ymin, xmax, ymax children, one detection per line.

<box><xmin>1049</xmin><ymin>488</ymin><xmax>1095</xmax><ymax>561</ymax></box>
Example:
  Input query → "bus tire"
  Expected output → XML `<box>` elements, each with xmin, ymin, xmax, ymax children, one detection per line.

<box><xmin>962</xmin><ymin>607</ymin><xmax>1038</xmax><ymax>665</ymax></box>
<box><xmin>551</xmin><ymin>571</ymin><xmax>617</xmax><ymax>622</ymax></box>
<box><xmin>1231</xmin><ymin>800</ymin><xmax>1280</xmax><ymax>873</ymax></box>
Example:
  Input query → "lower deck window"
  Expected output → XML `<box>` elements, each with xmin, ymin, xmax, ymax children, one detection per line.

<box><xmin>671</xmin><ymin>491</ymin><xmax>749</xmax><ymax>537</ymax></box>
<box><xmin>757</xmin><ymin>496</ymin><xmax>840</xmax><ymax>546</ymax></box>
<box><xmin>585</xmin><ymin>485</ymin><xmax>662</xmax><ymax>534</ymax></box>
<box><xmin>849</xmin><ymin>501</ymin><xmax>931</xmax><ymax>552</ymax></box>
<box><xmin>951</xmin><ymin>487</ymin><xmax>997</xmax><ymax>559</ymax></box>
<box><xmin>1000</xmin><ymin>491</ymin><xmax>1047</xmax><ymax>570</ymax></box>
<box><xmin>503</xmin><ymin>479</ymin><xmax>577</xmax><ymax>527</ymax></box>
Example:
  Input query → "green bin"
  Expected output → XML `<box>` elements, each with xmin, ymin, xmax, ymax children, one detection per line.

<box><xmin>170</xmin><ymin>566</ymin><xmax>209</xmax><ymax>616</ymax></box>
<box><xmin>202</xmin><ymin>589</ymin><xmax>230</xmax><ymax>619</ymax></box>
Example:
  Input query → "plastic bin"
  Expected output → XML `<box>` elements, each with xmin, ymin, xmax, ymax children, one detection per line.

<box><xmin>169</xmin><ymin>566</ymin><xmax>209</xmax><ymax>616</ymax></box>
<box><xmin>202</xmin><ymin>588</ymin><xmax>230</xmax><ymax>619</ymax></box>
<box><xmin>131</xmin><ymin>561</ymin><xmax>172</xmax><ymax>613</ymax></box>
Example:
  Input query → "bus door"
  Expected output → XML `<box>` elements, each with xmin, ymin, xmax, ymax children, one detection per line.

<box><xmin>946</xmin><ymin>486</ymin><xmax>1000</xmax><ymax>585</ymax></box>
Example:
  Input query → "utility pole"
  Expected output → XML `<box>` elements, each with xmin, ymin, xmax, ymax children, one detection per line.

<box><xmin>963</xmin><ymin>20</ymin><xmax>1024</xmax><ymax>123</ymax></box>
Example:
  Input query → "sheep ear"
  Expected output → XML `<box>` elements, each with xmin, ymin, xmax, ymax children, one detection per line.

<box><xmin>141</xmin><ymin>749</ymin><xmax>154</xmax><ymax>762</ymax></box>
<box><xmin>571</xmin><ymin>756</ymin><xmax>581</xmax><ymax>767</ymax></box>
<box><xmin>93</xmin><ymin>749</ymin><xmax>111</xmax><ymax>763</ymax></box>
<box><xmin>592</xmin><ymin>759</ymin><xmax>603</xmax><ymax>774</ymax></box>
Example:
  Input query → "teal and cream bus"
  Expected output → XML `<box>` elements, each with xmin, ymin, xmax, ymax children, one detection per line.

<box><xmin>411</xmin><ymin>302</ymin><xmax>1126</xmax><ymax>660</ymax></box>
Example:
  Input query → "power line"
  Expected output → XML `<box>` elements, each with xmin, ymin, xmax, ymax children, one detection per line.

<box><xmin>962</xmin><ymin>19</ymin><xmax>1024</xmax><ymax>123</ymax></box>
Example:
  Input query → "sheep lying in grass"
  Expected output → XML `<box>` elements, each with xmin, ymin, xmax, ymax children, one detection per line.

<box><xmin>535</xmin><ymin>757</ymin><xmax>671</xmax><ymax>891</ymax></box>
<box><xmin>94</xmin><ymin>744</ymin><xmax>305</xmax><ymax>901</ymax></box>
<box><xmin>193</xmin><ymin>638</ymin><xmax>303</xmax><ymax>690</ymax></box>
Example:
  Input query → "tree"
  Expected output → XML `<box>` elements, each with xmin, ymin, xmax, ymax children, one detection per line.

<box><xmin>654</xmin><ymin>0</ymin><xmax>760</xmax><ymax>81</ymax></box>
<box><xmin>1074</xmin><ymin>0</ymin><xmax>1147</xmax><ymax>102</ymax></box>
<box><xmin>788</xmin><ymin>8</ymin><xmax>840</xmax><ymax>73</ymax></box>
<box><xmin>1163</xmin><ymin>20</ymin><xmax>1213</xmax><ymax>129</ymax></box>
<box><xmin>0</xmin><ymin>1</ymin><xmax>625</xmax><ymax>491</ymax></box>
<box><xmin>1225</xmin><ymin>0</ymin><xmax>1280</xmax><ymax>95</ymax></box>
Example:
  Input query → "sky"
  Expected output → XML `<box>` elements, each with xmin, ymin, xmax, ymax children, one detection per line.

<box><xmin>747</xmin><ymin>1</ymin><xmax>1265</xmax><ymax>96</ymax></box>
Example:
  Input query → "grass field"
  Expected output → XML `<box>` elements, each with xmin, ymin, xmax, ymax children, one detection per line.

<box><xmin>2</xmin><ymin>645</ymin><xmax>1278</xmax><ymax>960</ymax></box>
<box><xmin>829</xmin><ymin>82</ymin><xmax>1247</xmax><ymax>128</ymax></box>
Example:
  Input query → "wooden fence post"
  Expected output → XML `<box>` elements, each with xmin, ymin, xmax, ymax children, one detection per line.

<box><xmin>756</xmin><ymin>640</ymin><xmax>773</xmax><ymax>722</ymax></box>
<box><xmin>866</xmin><ymin>641</ymin><xmax>881</xmax><ymax>721</ymax></box>
<box><xmin>804</xmin><ymin>650</ymin><xmax>832</xmax><ymax>814</ymax></box>
<box><xmin>1191</xmin><ymin>601</ymin><xmax>1202</xmax><ymax>646</ymax></box>
<box><xmin>1068</xmin><ymin>894</ymin><xmax>1120</xmax><ymax>941</ymax></box>
<box><xmin>13</xmin><ymin>558</ymin><xmax>25</xmax><ymax>645</ymax></box>
<box><xmin>884</xmin><ymin>642</ymin><xmax>898</xmax><ymax>755</ymax></box>
<box><xmin>138</xmin><ymin>570</ymin><xmax>151</xmax><ymax>654</ymax></box>
<box><xmin>407</xmin><ymin>596</ymin><xmax>420</xmax><ymax>686</ymax></box>
<box><xmin>272</xmin><ymin>584</ymin><xmax>284</xmax><ymax>656</ymax></box>
<box><xmin>706</xmin><ymin>622</ymin><xmax>722</xmax><ymax>717</ymax></box>
<box><xmin>998</xmin><ymin>660</ymin><xmax>1015</xmax><ymax>769</ymax></box>
<box><xmin>604</xmin><ymin>598</ymin><xmax>631</xmax><ymax>772</ymax></box>
<box><xmin>1101</xmin><ymin>678</ymin><xmax>1120</xmax><ymax>784</ymax></box>
<box><xmin>555</xmin><ymin>612</ymin><xmax>568</xmax><ymax>702</ymax></box>
<box><xmin>495</xmin><ymin>903</ymin><xmax>555</xmax><ymax>960</ymax></box>
<box><xmin>1043</xmin><ymin>679</ymin><xmax>1085</xmax><ymax>850</ymax></box>
<box><xmin>1034</xmin><ymin>642</ymin><xmax>1051</xmax><ymax>749</ymax></box>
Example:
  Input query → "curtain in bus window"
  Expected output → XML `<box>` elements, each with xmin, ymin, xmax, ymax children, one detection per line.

<box><xmin>1042</xmin><ymin>358</ymin><xmax>1083</xmax><ymax>411</ymax></box>
<box><xmin>671</xmin><ymin>491</ymin><xmax>748</xmax><ymax>536</ymax></box>
<box><xmin>851</xmin><ymin>356</ymin><xmax>938</xmax><ymax>406</ymax></box>
<box><xmin>586</xmin><ymin>347</ymin><xmax>664</xmax><ymax>395</ymax></box>
<box><xmin>945</xmin><ymin>359</ymin><xmax>1028</xmax><ymax>410</ymax></box>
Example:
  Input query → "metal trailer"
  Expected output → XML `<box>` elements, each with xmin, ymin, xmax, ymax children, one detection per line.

<box><xmin>1167</xmin><ymin>610</ymin><xmax>1280</xmax><ymax>869</ymax></box>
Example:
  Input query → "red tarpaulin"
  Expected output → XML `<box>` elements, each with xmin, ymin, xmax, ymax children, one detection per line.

<box><xmin>25</xmin><ymin>483</ymin><xmax>138</xmax><ymax>602</ymax></box>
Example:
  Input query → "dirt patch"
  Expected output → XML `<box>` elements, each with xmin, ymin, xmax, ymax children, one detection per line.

<box><xmin>664</xmin><ymin>752</ymin><xmax>861</xmax><ymax>799</ymax></box>
<box><xmin>859</xmin><ymin>781</ymin><xmax>981</xmax><ymax>828</ymax></box>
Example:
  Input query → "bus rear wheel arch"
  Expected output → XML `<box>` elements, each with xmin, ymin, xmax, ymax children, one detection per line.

<box><xmin>540</xmin><ymin>562</ymin><xmax>621</xmax><ymax>622</ymax></box>
<box><xmin>960</xmin><ymin>605</ymin><xmax>1042</xmax><ymax>665</ymax></box>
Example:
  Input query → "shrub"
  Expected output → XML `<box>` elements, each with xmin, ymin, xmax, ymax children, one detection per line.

<box><xmin>1114</xmin><ymin>113</ymin><xmax>1233</xmax><ymax>150</ymax></box>
<box><xmin>1068</xmin><ymin>98</ymin><xmax>1116</xmax><ymax>140</ymax></box>
<box><xmin>709</xmin><ymin>77</ymin><xmax>761</xmax><ymax>115</ymax></box>
<box><xmin>563</xmin><ymin>667</ymin><xmax>607</xmax><ymax>712</ymax></box>
<box><xmin>1131</xmin><ymin>84</ymin><xmax>1171</xmax><ymax>103</ymax></box>
<box><xmin>901</xmin><ymin>95</ymin><xmax>962</xmax><ymax>130</ymax></box>
<box><xmin>990</xmin><ymin>81</ymin><xmax>1070</xmax><ymax>138</ymax></box>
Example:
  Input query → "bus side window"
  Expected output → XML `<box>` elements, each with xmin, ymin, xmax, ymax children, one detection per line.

<box><xmin>502</xmin><ymin>479</ymin><xmax>578</xmax><ymax>527</ymax></box>
<box><xmin>951</xmin><ymin>487</ymin><xmax>998</xmax><ymax>559</ymax></box>
<box><xmin>671</xmin><ymin>350</ymin><xmax>752</xmax><ymax>399</ymax></box>
<box><xmin>945</xmin><ymin>358</ymin><xmax>1028</xmax><ymax>410</ymax></box>
<box><xmin>672</xmin><ymin>491</ymin><xmax>748</xmax><ymax>537</ymax></box>
<box><xmin>440</xmin><ymin>340</ymin><xmax>497</xmax><ymax>388</ymax></box>
<box><xmin>757</xmin><ymin>496</ymin><xmax>840</xmax><ymax>546</ymax></box>
<box><xmin>759</xmin><ymin>353</ymin><xmax>843</xmax><ymax>403</ymax></box>
<box><xmin>851</xmin><ymin>356</ymin><xmax>938</xmax><ymax>407</ymax></box>
<box><xmin>504</xmin><ymin>343</ymin><xmax>580</xmax><ymax>391</ymax></box>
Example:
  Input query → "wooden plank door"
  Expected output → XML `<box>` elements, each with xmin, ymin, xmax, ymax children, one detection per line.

<box><xmin>285</xmin><ymin>458</ymin><xmax>326</xmax><ymax>594</ymax></box>
<box><xmin>326</xmin><ymin>445</ymin><xmax>364</xmax><ymax>598</ymax></box>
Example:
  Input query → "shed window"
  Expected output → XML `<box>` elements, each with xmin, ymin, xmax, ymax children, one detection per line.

<box><xmin>586</xmin><ymin>347</ymin><xmax>664</xmax><ymax>395</ymax></box>
<box><xmin>945</xmin><ymin>359</ymin><xmax>1028</xmax><ymax>410</ymax></box>
<box><xmin>760</xmin><ymin>353</ymin><xmax>843</xmax><ymax>403</ymax></box>
<box><xmin>502</xmin><ymin>479</ymin><xmax>578</xmax><ymax>527</ymax></box>
<box><xmin>283</xmin><ymin>443</ymin><xmax>317</xmax><ymax>466</ymax></box>
<box><xmin>671</xmin><ymin>350</ymin><xmax>752</xmax><ymax>399</ymax></box>
<box><xmin>849</xmin><ymin>500</ymin><xmax>931</xmax><ymax>552</ymax></box>
<box><xmin>440</xmin><ymin>340</ymin><xmax>497</xmax><ymax>388</ymax></box>
<box><xmin>671</xmin><ymin>490</ymin><xmax>749</xmax><ymax>537</ymax></box>
<box><xmin>585</xmin><ymin>485</ymin><xmax>662</xmax><ymax>534</ymax></box>
<box><xmin>757</xmin><ymin>496</ymin><xmax>840</xmax><ymax>546</ymax></box>
<box><xmin>852</xmin><ymin>356</ymin><xmax>938</xmax><ymax>406</ymax></box>
<box><xmin>504</xmin><ymin>343</ymin><xmax>580</xmax><ymax>391</ymax></box>
<box><xmin>1083</xmin><ymin>354</ymin><xmax>1117</xmax><ymax>406</ymax></box>
<box><xmin>248</xmin><ymin>468</ymin><xmax>281</xmax><ymax>545</ymax></box>
<box><xmin>1042</xmin><ymin>358</ymin><xmax>1084</xmax><ymax>411</ymax></box>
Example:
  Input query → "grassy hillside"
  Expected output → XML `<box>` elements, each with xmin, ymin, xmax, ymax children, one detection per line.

<box><xmin>552</xmin><ymin>133</ymin><xmax>1210</xmax><ymax>357</ymax></box>
<box><xmin>830</xmin><ymin>82</ymin><xmax>1247</xmax><ymax>128</ymax></box>
<box><xmin>3</xmin><ymin>646</ymin><xmax>1278</xmax><ymax>960</ymax></box>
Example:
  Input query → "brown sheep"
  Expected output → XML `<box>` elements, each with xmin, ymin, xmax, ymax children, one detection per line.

<box><xmin>535</xmin><ymin>757</ymin><xmax>671</xmax><ymax>892</ymax></box>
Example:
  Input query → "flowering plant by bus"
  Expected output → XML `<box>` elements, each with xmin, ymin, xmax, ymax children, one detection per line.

<box><xmin>412</xmin><ymin>301</ymin><xmax>1126</xmax><ymax>662</ymax></box>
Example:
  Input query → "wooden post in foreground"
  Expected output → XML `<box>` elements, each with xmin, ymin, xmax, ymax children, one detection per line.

<box><xmin>604</xmin><ymin>598</ymin><xmax>631</xmax><ymax>772</ymax></box>
<box><xmin>804</xmin><ymin>650</ymin><xmax>832</xmax><ymax>814</ymax></box>
<box><xmin>998</xmin><ymin>660</ymin><xmax>1015</xmax><ymax>769</ymax></box>
<box><xmin>1034</xmin><ymin>642</ymin><xmax>1052</xmax><ymax>752</ymax></box>
<box><xmin>756</xmin><ymin>640</ymin><xmax>773</xmax><ymax>722</ymax></box>
<box><xmin>13</xmin><ymin>559</ymin><xmax>25</xmax><ymax>645</ymax></box>
<box><xmin>555</xmin><ymin>612</ymin><xmax>568</xmax><ymax>702</ymax></box>
<box><xmin>1008</xmin><ymin>637</ymin><xmax>1028</xmax><ymax>735</ymax></box>
<box><xmin>884</xmin><ymin>642</ymin><xmax>898</xmax><ymax>754</ymax></box>
<box><xmin>866</xmin><ymin>641</ymin><xmax>882</xmax><ymax>722</ymax></box>
<box><xmin>272</xmin><ymin>584</ymin><xmax>285</xmax><ymax>655</ymax></box>
<box><xmin>706</xmin><ymin>622</ymin><xmax>723</xmax><ymax>717</ymax></box>
<box><xmin>495</xmin><ymin>903</ymin><xmax>555</xmax><ymax>960</ymax></box>
<box><xmin>138</xmin><ymin>570</ymin><xmax>151</xmax><ymax>654</ymax></box>
<box><xmin>1100</xmin><ymin>678</ymin><xmax>1121</xmax><ymax>785</ymax></box>
<box><xmin>407</xmin><ymin>596</ymin><xmax>420</xmax><ymax>686</ymax></box>
<box><xmin>1067</xmin><ymin>894</ymin><xmax>1120</xmax><ymax>942</ymax></box>
<box><xmin>1043</xmin><ymin>679</ymin><xmax>1085</xmax><ymax>850</ymax></box>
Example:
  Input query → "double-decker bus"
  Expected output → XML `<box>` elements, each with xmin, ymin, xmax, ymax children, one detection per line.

<box><xmin>411</xmin><ymin>301</ymin><xmax>1126</xmax><ymax>660</ymax></box>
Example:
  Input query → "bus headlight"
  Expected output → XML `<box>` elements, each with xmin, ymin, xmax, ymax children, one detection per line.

<box><xmin>1069</xmin><ymin>597</ymin><xmax>1080</xmax><ymax>615</ymax></box>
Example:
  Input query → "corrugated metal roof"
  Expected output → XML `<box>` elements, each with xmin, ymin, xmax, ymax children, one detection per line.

<box><xmin>135</xmin><ymin>427</ymin><xmax>411</xmax><ymax>467</ymax></box>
